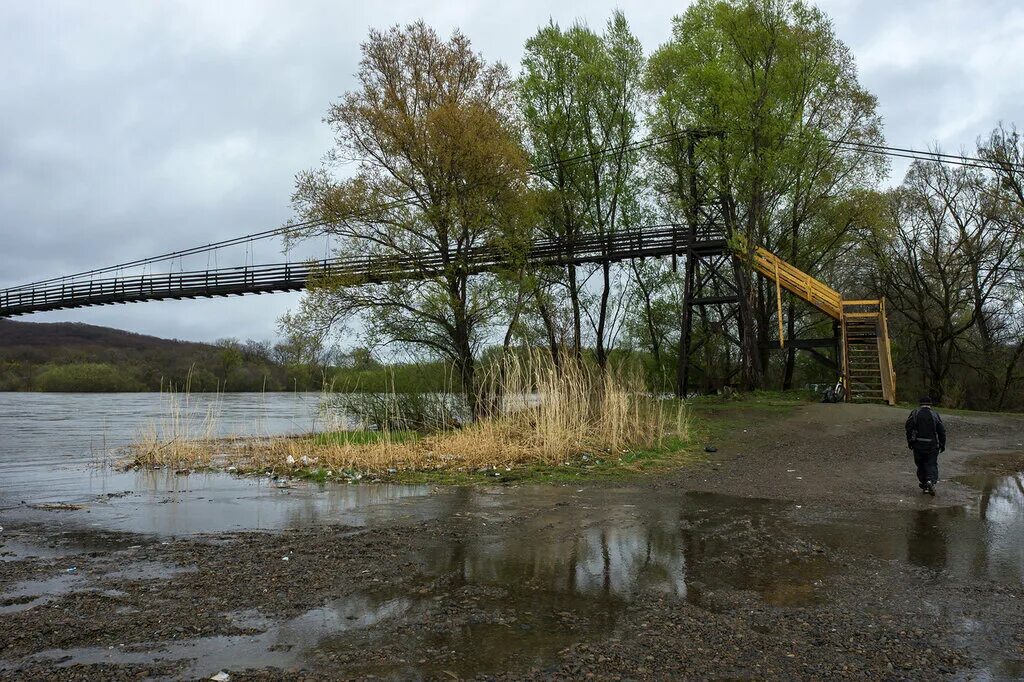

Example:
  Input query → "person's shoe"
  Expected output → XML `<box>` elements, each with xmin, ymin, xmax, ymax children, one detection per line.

<box><xmin>925</xmin><ymin>482</ymin><xmax>936</xmax><ymax>496</ymax></box>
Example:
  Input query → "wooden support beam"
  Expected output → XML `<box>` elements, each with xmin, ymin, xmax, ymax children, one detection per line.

<box><xmin>774</xmin><ymin>258</ymin><xmax>783</xmax><ymax>348</ymax></box>
<box><xmin>760</xmin><ymin>338</ymin><xmax>838</xmax><ymax>350</ymax></box>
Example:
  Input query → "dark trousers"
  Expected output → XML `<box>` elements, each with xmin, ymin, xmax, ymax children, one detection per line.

<box><xmin>913</xmin><ymin>448</ymin><xmax>939</xmax><ymax>486</ymax></box>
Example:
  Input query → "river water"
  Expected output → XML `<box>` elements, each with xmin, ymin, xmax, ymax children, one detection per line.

<box><xmin>0</xmin><ymin>392</ymin><xmax>437</xmax><ymax>534</ymax></box>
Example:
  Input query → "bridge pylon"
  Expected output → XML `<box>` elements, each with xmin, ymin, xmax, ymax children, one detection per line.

<box><xmin>675</xmin><ymin>132</ymin><xmax>747</xmax><ymax>398</ymax></box>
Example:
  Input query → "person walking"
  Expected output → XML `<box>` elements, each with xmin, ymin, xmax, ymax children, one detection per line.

<box><xmin>905</xmin><ymin>396</ymin><xmax>946</xmax><ymax>495</ymax></box>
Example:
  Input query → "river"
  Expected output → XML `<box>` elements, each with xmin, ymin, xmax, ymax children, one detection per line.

<box><xmin>0</xmin><ymin>392</ymin><xmax>434</xmax><ymax>535</ymax></box>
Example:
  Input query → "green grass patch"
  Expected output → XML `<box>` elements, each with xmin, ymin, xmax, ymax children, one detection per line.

<box><xmin>311</xmin><ymin>430</ymin><xmax>419</xmax><ymax>446</ymax></box>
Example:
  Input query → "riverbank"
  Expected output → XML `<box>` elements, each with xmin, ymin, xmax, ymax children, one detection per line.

<box><xmin>122</xmin><ymin>392</ymin><xmax>809</xmax><ymax>487</ymax></box>
<box><xmin>2</xmin><ymin>400</ymin><xmax>1023</xmax><ymax>679</ymax></box>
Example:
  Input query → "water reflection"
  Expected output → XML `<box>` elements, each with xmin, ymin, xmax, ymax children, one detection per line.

<box><xmin>907</xmin><ymin>508</ymin><xmax>951</xmax><ymax>569</ymax></box>
<box><xmin>808</xmin><ymin>472</ymin><xmax>1024</xmax><ymax>585</ymax></box>
<box><xmin>24</xmin><ymin>591</ymin><xmax>411</xmax><ymax>679</ymax></box>
<box><xmin>418</xmin><ymin>492</ymin><xmax>821</xmax><ymax>606</ymax></box>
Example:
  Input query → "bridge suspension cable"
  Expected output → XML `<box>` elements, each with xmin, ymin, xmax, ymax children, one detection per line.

<box><xmin>4</xmin><ymin>128</ymin><xmax>1021</xmax><ymax>295</ymax></box>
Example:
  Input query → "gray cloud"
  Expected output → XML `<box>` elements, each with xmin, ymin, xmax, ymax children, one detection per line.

<box><xmin>2</xmin><ymin>0</ymin><xmax>1021</xmax><ymax>342</ymax></box>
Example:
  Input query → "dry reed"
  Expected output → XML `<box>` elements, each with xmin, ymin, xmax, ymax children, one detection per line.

<box><xmin>130</xmin><ymin>378</ymin><xmax>223</xmax><ymax>470</ymax></box>
<box><xmin>127</xmin><ymin>354</ymin><xmax>688</xmax><ymax>475</ymax></box>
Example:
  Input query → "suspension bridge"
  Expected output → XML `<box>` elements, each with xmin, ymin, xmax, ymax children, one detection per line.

<box><xmin>0</xmin><ymin>224</ymin><xmax>728</xmax><ymax>318</ymax></box>
<box><xmin>3</xmin><ymin>132</ymin><xmax>1008</xmax><ymax>403</ymax></box>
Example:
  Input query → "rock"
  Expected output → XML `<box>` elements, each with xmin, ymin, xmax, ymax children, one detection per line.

<box><xmin>286</xmin><ymin>455</ymin><xmax>296</xmax><ymax>466</ymax></box>
<box><xmin>210</xmin><ymin>673</ymin><xmax>230</xmax><ymax>682</ymax></box>
<box><xmin>704</xmin><ymin>445</ymin><xmax>718</xmax><ymax>453</ymax></box>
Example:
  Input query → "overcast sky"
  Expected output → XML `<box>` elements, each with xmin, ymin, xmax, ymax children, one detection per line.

<box><xmin>2</xmin><ymin>0</ymin><xmax>1021</xmax><ymax>344</ymax></box>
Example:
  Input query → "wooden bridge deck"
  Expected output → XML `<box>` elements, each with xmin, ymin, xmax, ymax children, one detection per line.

<box><xmin>0</xmin><ymin>225</ymin><xmax>727</xmax><ymax>318</ymax></box>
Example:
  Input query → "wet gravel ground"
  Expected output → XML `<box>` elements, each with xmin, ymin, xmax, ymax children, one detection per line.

<box><xmin>1</xmin><ymin>403</ymin><xmax>1023</xmax><ymax>680</ymax></box>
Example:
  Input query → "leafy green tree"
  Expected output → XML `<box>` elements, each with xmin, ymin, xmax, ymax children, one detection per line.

<box><xmin>215</xmin><ymin>338</ymin><xmax>244</xmax><ymax>387</ymax></box>
<box><xmin>519</xmin><ymin>12</ymin><xmax>645</xmax><ymax>368</ymax></box>
<box><xmin>621</xmin><ymin>258</ymin><xmax>683</xmax><ymax>388</ymax></box>
<box><xmin>646</xmin><ymin>0</ymin><xmax>885</xmax><ymax>388</ymax></box>
<box><xmin>285</xmin><ymin>22</ymin><xmax>530</xmax><ymax>415</ymax></box>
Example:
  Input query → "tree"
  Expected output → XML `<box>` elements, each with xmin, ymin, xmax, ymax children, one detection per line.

<box><xmin>869</xmin><ymin>163</ymin><xmax>978</xmax><ymax>403</ymax></box>
<box><xmin>621</xmin><ymin>258</ymin><xmax>683</xmax><ymax>387</ymax></box>
<box><xmin>519</xmin><ymin>12</ymin><xmax>645</xmax><ymax>368</ymax></box>
<box><xmin>285</xmin><ymin>22</ymin><xmax>530</xmax><ymax>416</ymax></box>
<box><xmin>215</xmin><ymin>338</ymin><xmax>244</xmax><ymax>386</ymax></box>
<box><xmin>646</xmin><ymin>0</ymin><xmax>885</xmax><ymax>389</ymax></box>
<box><xmin>980</xmin><ymin>124</ymin><xmax>1024</xmax><ymax>214</ymax></box>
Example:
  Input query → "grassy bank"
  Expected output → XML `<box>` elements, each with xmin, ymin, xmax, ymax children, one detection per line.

<box><xmin>125</xmin><ymin>377</ymin><xmax>817</xmax><ymax>485</ymax></box>
<box><xmin>127</xmin><ymin>357</ymin><xmax>692</xmax><ymax>483</ymax></box>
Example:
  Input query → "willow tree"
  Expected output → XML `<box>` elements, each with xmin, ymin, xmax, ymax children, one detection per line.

<box><xmin>285</xmin><ymin>22</ymin><xmax>529</xmax><ymax>416</ymax></box>
<box><xmin>646</xmin><ymin>0</ymin><xmax>885</xmax><ymax>389</ymax></box>
<box><xmin>519</xmin><ymin>12</ymin><xmax>644</xmax><ymax>369</ymax></box>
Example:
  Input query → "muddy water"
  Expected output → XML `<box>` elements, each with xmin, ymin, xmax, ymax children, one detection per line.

<box><xmin>4</xmin><ymin>481</ymin><xmax>1024</xmax><ymax>677</ymax></box>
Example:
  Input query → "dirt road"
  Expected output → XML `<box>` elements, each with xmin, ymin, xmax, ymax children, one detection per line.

<box><xmin>2</xmin><ymin>402</ymin><xmax>1022</xmax><ymax>680</ymax></box>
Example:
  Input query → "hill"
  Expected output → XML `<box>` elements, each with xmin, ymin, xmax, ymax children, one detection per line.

<box><xmin>0</xmin><ymin>320</ymin><xmax>289</xmax><ymax>392</ymax></box>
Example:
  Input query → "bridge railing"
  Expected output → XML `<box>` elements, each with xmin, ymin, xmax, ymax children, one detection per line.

<box><xmin>0</xmin><ymin>224</ymin><xmax>727</xmax><ymax>317</ymax></box>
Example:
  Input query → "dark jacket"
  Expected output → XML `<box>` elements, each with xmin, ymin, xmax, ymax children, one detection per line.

<box><xmin>905</xmin><ymin>406</ymin><xmax>946</xmax><ymax>451</ymax></box>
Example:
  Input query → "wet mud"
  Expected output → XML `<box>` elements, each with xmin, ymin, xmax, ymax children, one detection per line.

<box><xmin>1</xmin><ymin>403</ymin><xmax>1023</xmax><ymax>680</ymax></box>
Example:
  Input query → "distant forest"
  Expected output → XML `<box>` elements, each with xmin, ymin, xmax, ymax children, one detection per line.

<box><xmin>0</xmin><ymin>320</ymin><xmax>449</xmax><ymax>393</ymax></box>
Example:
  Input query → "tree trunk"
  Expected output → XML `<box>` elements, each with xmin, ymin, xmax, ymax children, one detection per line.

<box><xmin>733</xmin><ymin>257</ymin><xmax>763</xmax><ymax>390</ymax></box>
<box><xmin>782</xmin><ymin>300</ymin><xmax>796</xmax><ymax>390</ymax></box>
<box><xmin>568</xmin><ymin>264</ymin><xmax>582</xmax><ymax>360</ymax></box>
<box><xmin>535</xmin><ymin>288</ymin><xmax>562</xmax><ymax>373</ymax></box>
<box><xmin>595</xmin><ymin>261</ymin><xmax>611</xmax><ymax>369</ymax></box>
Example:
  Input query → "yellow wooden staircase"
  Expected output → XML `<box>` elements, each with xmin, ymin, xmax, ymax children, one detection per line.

<box><xmin>738</xmin><ymin>240</ymin><xmax>897</xmax><ymax>404</ymax></box>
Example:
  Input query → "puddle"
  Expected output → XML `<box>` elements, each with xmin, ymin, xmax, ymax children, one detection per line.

<box><xmin>3</xmin><ymin>476</ymin><xmax>438</xmax><ymax>536</ymax></box>
<box><xmin>23</xmin><ymin>591</ymin><xmax>411</xmax><ymax>679</ymax></box>
<box><xmin>338</xmin><ymin>590</ymin><xmax>623</xmax><ymax>680</ymax></box>
<box><xmin>4</xmin><ymin>491</ymin><xmax>833</xmax><ymax>678</ymax></box>
<box><xmin>0</xmin><ymin>537</ymin><xmax>74</xmax><ymax>562</ymax></box>
<box><xmin>803</xmin><ymin>472</ymin><xmax>1024</xmax><ymax>585</ymax></box>
<box><xmin>0</xmin><ymin>573</ymin><xmax>85</xmax><ymax>615</ymax></box>
<box><xmin>412</xmin><ymin>490</ymin><xmax>830</xmax><ymax>609</ymax></box>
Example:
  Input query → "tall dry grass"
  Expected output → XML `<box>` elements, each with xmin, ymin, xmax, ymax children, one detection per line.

<box><xmin>129</xmin><ymin>353</ymin><xmax>687</xmax><ymax>474</ymax></box>
<box><xmin>130</xmin><ymin>378</ymin><xmax>223</xmax><ymax>470</ymax></box>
